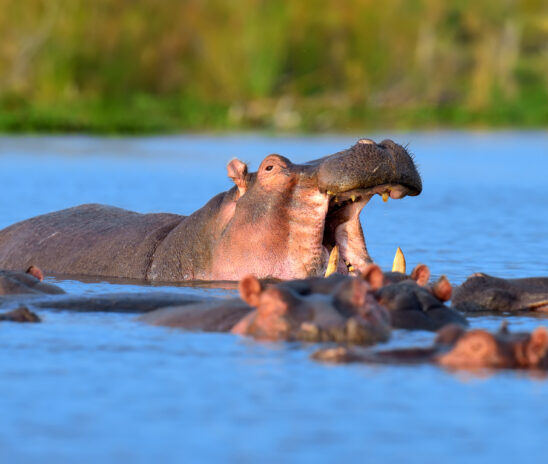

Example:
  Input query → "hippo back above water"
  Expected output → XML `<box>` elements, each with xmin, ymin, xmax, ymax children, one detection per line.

<box><xmin>0</xmin><ymin>139</ymin><xmax>422</xmax><ymax>281</ymax></box>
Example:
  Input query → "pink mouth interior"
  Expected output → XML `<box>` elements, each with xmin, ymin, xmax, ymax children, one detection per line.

<box><xmin>321</xmin><ymin>184</ymin><xmax>410</xmax><ymax>275</ymax></box>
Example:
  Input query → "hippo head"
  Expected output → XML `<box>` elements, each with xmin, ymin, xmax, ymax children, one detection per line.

<box><xmin>436</xmin><ymin>324</ymin><xmax>548</xmax><ymax>369</ymax></box>
<box><xmin>312</xmin><ymin>323</ymin><xmax>548</xmax><ymax>370</ymax></box>
<box><xmin>231</xmin><ymin>272</ymin><xmax>391</xmax><ymax>344</ymax></box>
<box><xmin>452</xmin><ymin>273</ymin><xmax>548</xmax><ymax>313</ymax></box>
<box><xmin>373</xmin><ymin>275</ymin><xmax>465</xmax><ymax>331</ymax></box>
<box><xmin>209</xmin><ymin>138</ymin><xmax>421</xmax><ymax>280</ymax></box>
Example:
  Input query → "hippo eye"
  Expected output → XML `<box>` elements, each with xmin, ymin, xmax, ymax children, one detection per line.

<box><xmin>265</xmin><ymin>165</ymin><xmax>274</xmax><ymax>171</ymax></box>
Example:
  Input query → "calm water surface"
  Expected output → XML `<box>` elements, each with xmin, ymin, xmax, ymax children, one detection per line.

<box><xmin>0</xmin><ymin>132</ymin><xmax>547</xmax><ymax>463</ymax></box>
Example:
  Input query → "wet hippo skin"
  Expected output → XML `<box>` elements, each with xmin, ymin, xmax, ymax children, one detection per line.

<box><xmin>0</xmin><ymin>307</ymin><xmax>41</xmax><ymax>323</ymax></box>
<box><xmin>140</xmin><ymin>270</ymin><xmax>392</xmax><ymax>345</ymax></box>
<box><xmin>452</xmin><ymin>273</ymin><xmax>548</xmax><ymax>313</ymax></box>
<box><xmin>277</xmin><ymin>265</ymin><xmax>463</xmax><ymax>331</ymax></box>
<box><xmin>0</xmin><ymin>269</ymin><xmax>64</xmax><ymax>296</ymax></box>
<box><xmin>313</xmin><ymin>323</ymin><xmax>548</xmax><ymax>371</ymax></box>
<box><xmin>0</xmin><ymin>139</ymin><xmax>421</xmax><ymax>281</ymax></box>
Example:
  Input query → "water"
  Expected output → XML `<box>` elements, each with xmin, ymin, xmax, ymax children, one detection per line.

<box><xmin>0</xmin><ymin>132</ymin><xmax>547</xmax><ymax>463</ymax></box>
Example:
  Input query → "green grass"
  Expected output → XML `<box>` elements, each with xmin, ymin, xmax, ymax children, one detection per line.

<box><xmin>1</xmin><ymin>95</ymin><xmax>547</xmax><ymax>134</ymax></box>
<box><xmin>1</xmin><ymin>1</ymin><xmax>547</xmax><ymax>133</ymax></box>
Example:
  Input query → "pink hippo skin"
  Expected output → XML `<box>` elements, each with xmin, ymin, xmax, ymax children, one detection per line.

<box><xmin>313</xmin><ymin>323</ymin><xmax>548</xmax><ymax>371</ymax></box>
<box><xmin>139</xmin><ymin>268</ymin><xmax>391</xmax><ymax>345</ymax></box>
<box><xmin>231</xmin><ymin>271</ymin><xmax>391</xmax><ymax>344</ymax></box>
<box><xmin>0</xmin><ymin>139</ymin><xmax>421</xmax><ymax>281</ymax></box>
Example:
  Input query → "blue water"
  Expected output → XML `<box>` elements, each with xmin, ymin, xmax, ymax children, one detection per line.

<box><xmin>0</xmin><ymin>132</ymin><xmax>547</xmax><ymax>463</ymax></box>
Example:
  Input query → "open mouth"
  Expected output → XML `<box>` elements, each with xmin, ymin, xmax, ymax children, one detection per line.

<box><xmin>528</xmin><ymin>300</ymin><xmax>548</xmax><ymax>312</ymax></box>
<box><xmin>321</xmin><ymin>184</ymin><xmax>412</xmax><ymax>276</ymax></box>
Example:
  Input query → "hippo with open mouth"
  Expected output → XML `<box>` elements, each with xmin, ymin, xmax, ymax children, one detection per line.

<box><xmin>0</xmin><ymin>138</ymin><xmax>421</xmax><ymax>281</ymax></box>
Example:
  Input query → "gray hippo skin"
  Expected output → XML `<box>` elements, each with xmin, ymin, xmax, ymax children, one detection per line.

<box><xmin>0</xmin><ymin>269</ymin><xmax>64</xmax><ymax>296</ymax></box>
<box><xmin>313</xmin><ymin>323</ymin><xmax>548</xmax><ymax>371</ymax></box>
<box><xmin>0</xmin><ymin>139</ymin><xmax>421</xmax><ymax>281</ymax></box>
<box><xmin>140</xmin><ymin>271</ymin><xmax>392</xmax><ymax>345</ymax></box>
<box><xmin>374</xmin><ymin>279</ymin><xmax>467</xmax><ymax>331</ymax></box>
<box><xmin>275</xmin><ymin>265</ymin><xmax>465</xmax><ymax>331</ymax></box>
<box><xmin>452</xmin><ymin>273</ymin><xmax>548</xmax><ymax>313</ymax></box>
<box><xmin>0</xmin><ymin>306</ymin><xmax>41</xmax><ymax>323</ymax></box>
<box><xmin>0</xmin><ymin>265</ymin><xmax>212</xmax><ymax>314</ymax></box>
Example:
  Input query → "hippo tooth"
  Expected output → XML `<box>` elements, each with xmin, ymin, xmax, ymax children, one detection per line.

<box><xmin>351</xmin><ymin>194</ymin><xmax>356</xmax><ymax>202</ymax></box>
<box><xmin>348</xmin><ymin>265</ymin><xmax>355</xmax><ymax>272</ymax></box>
<box><xmin>392</xmin><ymin>247</ymin><xmax>406</xmax><ymax>273</ymax></box>
<box><xmin>325</xmin><ymin>245</ymin><xmax>339</xmax><ymax>277</ymax></box>
<box><xmin>327</xmin><ymin>190</ymin><xmax>334</xmax><ymax>195</ymax></box>
<box><xmin>382</xmin><ymin>192</ymin><xmax>389</xmax><ymax>202</ymax></box>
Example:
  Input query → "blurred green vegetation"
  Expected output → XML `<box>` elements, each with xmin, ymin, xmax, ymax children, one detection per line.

<box><xmin>1</xmin><ymin>0</ymin><xmax>547</xmax><ymax>132</ymax></box>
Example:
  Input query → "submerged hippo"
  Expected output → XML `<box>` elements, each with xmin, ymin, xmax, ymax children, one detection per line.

<box><xmin>313</xmin><ymin>323</ymin><xmax>548</xmax><ymax>370</ymax></box>
<box><xmin>374</xmin><ymin>276</ymin><xmax>466</xmax><ymax>331</ymax></box>
<box><xmin>452</xmin><ymin>273</ymin><xmax>548</xmax><ymax>313</ymax></box>
<box><xmin>0</xmin><ymin>139</ymin><xmax>421</xmax><ymax>281</ymax></box>
<box><xmin>140</xmin><ymin>271</ymin><xmax>391</xmax><ymax>345</ymax></box>
<box><xmin>0</xmin><ymin>307</ymin><xmax>41</xmax><ymax>323</ymax></box>
<box><xmin>274</xmin><ymin>264</ymin><xmax>464</xmax><ymax>331</ymax></box>
<box><xmin>0</xmin><ymin>268</ymin><xmax>64</xmax><ymax>296</ymax></box>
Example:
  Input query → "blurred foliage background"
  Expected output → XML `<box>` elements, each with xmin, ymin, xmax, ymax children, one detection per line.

<box><xmin>0</xmin><ymin>0</ymin><xmax>547</xmax><ymax>132</ymax></box>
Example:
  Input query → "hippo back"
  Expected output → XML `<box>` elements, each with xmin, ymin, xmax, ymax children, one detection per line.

<box><xmin>0</xmin><ymin>204</ymin><xmax>184</xmax><ymax>279</ymax></box>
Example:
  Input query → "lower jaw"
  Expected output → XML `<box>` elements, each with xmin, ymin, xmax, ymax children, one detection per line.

<box><xmin>321</xmin><ymin>244</ymin><xmax>370</xmax><ymax>276</ymax></box>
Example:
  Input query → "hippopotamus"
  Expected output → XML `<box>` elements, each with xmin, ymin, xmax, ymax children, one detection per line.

<box><xmin>271</xmin><ymin>263</ymin><xmax>464</xmax><ymax>331</ymax></box>
<box><xmin>0</xmin><ymin>306</ymin><xmax>41</xmax><ymax>323</ymax></box>
<box><xmin>374</xmin><ymin>276</ymin><xmax>466</xmax><ymax>330</ymax></box>
<box><xmin>313</xmin><ymin>323</ymin><xmax>548</xmax><ymax>370</ymax></box>
<box><xmin>0</xmin><ymin>139</ymin><xmax>421</xmax><ymax>281</ymax></box>
<box><xmin>0</xmin><ymin>268</ymin><xmax>64</xmax><ymax>296</ymax></box>
<box><xmin>452</xmin><ymin>273</ymin><xmax>548</xmax><ymax>313</ymax></box>
<box><xmin>140</xmin><ymin>271</ymin><xmax>391</xmax><ymax>345</ymax></box>
<box><xmin>0</xmin><ymin>265</ymin><xmax>215</xmax><ymax>313</ymax></box>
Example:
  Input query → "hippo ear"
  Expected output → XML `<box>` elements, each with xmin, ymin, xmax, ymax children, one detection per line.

<box><xmin>429</xmin><ymin>275</ymin><xmax>452</xmax><ymax>302</ymax></box>
<box><xmin>362</xmin><ymin>263</ymin><xmax>384</xmax><ymax>290</ymax></box>
<box><xmin>410</xmin><ymin>264</ymin><xmax>430</xmax><ymax>286</ymax></box>
<box><xmin>227</xmin><ymin>159</ymin><xmax>248</xmax><ymax>197</ymax></box>
<box><xmin>527</xmin><ymin>327</ymin><xmax>548</xmax><ymax>365</ymax></box>
<box><xmin>239</xmin><ymin>274</ymin><xmax>263</xmax><ymax>307</ymax></box>
<box><xmin>26</xmin><ymin>265</ymin><xmax>44</xmax><ymax>281</ymax></box>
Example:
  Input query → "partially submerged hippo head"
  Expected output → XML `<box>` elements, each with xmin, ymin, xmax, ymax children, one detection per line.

<box><xmin>0</xmin><ymin>267</ymin><xmax>64</xmax><ymax>295</ymax></box>
<box><xmin>452</xmin><ymin>273</ymin><xmax>548</xmax><ymax>313</ymax></box>
<box><xmin>0</xmin><ymin>306</ymin><xmax>41</xmax><ymax>323</ymax></box>
<box><xmin>261</xmin><ymin>262</ymin><xmax>461</xmax><ymax>332</ymax></box>
<box><xmin>436</xmin><ymin>323</ymin><xmax>548</xmax><ymax>369</ymax></box>
<box><xmin>313</xmin><ymin>323</ymin><xmax>548</xmax><ymax>371</ymax></box>
<box><xmin>208</xmin><ymin>138</ymin><xmax>422</xmax><ymax>280</ymax></box>
<box><xmin>382</xmin><ymin>263</ymin><xmax>432</xmax><ymax>287</ymax></box>
<box><xmin>232</xmin><ymin>272</ymin><xmax>391</xmax><ymax>344</ymax></box>
<box><xmin>374</xmin><ymin>275</ymin><xmax>466</xmax><ymax>331</ymax></box>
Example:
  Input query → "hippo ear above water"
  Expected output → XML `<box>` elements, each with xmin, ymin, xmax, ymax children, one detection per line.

<box><xmin>239</xmin><ymin>275</ymin><xmax>263</xmax><ymax>307</ymax></box>
<box><xmin>410</xmin><ymin>264</ymin><xmax>430</xmax><ymax>286</ymax></box>
<box><xmin>362</xmin><ymin>264</ymin><xmax>384</xmax><ymax>290</ymax></box>
<box><xmin>429</xmin><ymin>275</ymin><xmax>452</xmax><ymax>302</ymax></box>
<box><xmin>227</xmin><ymin>158</ymin><xmax>248</xmax><ymax>197</ymax></box>
<box><xmin>527</xmin><ymin>327</ymin><xmax>548</xmax><ymax>365</ymax></box>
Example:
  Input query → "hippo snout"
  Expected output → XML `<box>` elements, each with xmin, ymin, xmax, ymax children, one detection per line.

<box><xmin>317</xmin><ymin>139</ymin><xmax>422</xmax><ymax>195</ymax></box>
